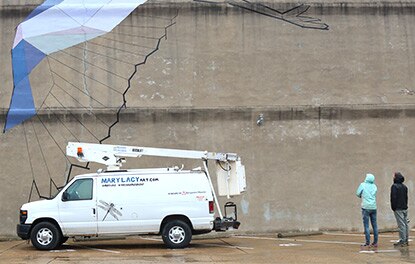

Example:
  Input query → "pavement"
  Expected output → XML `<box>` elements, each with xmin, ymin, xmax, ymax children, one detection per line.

<box><xmin>1</xmin><ymin>232</ymin><xmax>415</xmax><ymax>263</ymax></box>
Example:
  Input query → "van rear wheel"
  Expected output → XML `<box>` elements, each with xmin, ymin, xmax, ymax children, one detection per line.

<box><xmin>162</xmin><ymin>220</ymin><xmax>192</xmax><ymax>249</ymax></box>
<box><xmin>30</xmin><ymin>222</ymin><xmax>61</xmax><ymax>250</ymax></box>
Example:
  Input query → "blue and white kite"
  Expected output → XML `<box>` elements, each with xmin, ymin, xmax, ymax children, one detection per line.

<box><xmin>5</xmin><ymin>0</ymin><xmax>147</xmax><ymax>132</ymax></box>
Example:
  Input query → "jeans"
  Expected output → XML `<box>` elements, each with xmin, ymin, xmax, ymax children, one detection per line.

<box><xmin>362</xmin><ymin>209</ymin><xmax>378</xmax><ymax>245</ymax></box>
<box><xmin>394</xmin><ymin>210</ymin><xmax>409</xmax><ymax>243</ymax></box>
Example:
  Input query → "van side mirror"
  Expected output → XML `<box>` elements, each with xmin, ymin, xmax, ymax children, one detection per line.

<box><xmin>62</xmin><ymin>191</ymin><xmax>69</xmax><ymax>201</ymax></box>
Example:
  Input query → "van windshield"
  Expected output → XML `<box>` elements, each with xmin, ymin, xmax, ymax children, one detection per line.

<box><xmin>49</xmin><ymin>187</ymin><xmax>64</xmax><ymax>199</ymax></box>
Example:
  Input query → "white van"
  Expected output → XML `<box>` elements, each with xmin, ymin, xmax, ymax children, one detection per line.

<box><xmin>17</xmin><ymin>168</ymin><xmax>235</xmax><ymax>250</ymax></box>
<box><xmin>17</xmin><ymin>142</ymin><xmax>246</xmax><ymax>250</ymax></box>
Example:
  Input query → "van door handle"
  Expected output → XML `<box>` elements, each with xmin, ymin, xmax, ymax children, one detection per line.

<box><xmin>92</xmin><ymin>208</ymin><xmax>96</xmax><ymax>215</ymax></box>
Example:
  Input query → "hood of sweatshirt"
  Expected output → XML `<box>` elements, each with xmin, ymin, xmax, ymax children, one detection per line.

<box><xmin>365</xmin><ymin>173</ymin><xmax>375</xmax><ymax>183</ymax></box>
<box><xmin>394</xmin><ymin>172</ymin><xmax>405</xmax><ymax>184</ymax></box>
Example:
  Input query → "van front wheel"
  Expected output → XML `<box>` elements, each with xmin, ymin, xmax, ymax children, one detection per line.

<box><xmin>30</xmin><ymin>222</ymin><xmax>61</xmax><ymax>250</ymax></box>
<box><xmin>162</xmin><ymin>220</ymin><xmax>192</xmax><ymax>249</ymax></box>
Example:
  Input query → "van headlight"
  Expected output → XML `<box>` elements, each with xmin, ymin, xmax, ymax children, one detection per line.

<box><xmin>20</xmin><ymin>210</ymin><xmax>28</xmax><ymax>224</ymax></box>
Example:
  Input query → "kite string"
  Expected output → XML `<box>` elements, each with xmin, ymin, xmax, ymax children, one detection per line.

<box><xmin>82</xmin><ymin>41</ymin><xmax>90</xmax><ymax>113</ymax></box>
<box><xmin>99</xmin><ymin>11</ymin><xmax>179</xmax><ymax>143</ymax></box>
<box><xmin>44</xmin><ymin>41</ymin><xmax>112</xmax><ymax>135</ymax></box>
<box><xmin>58</xmin><ymin>49</ymin><xmax>129</xmax><ymax>80</ymax></box>
<box><xmin>48</xmin><ymin>92</ymin><xmax>101</xmax><ymax>142</ymax></box>
<box><xmin>23</xmin><ymin>122</ymin><xmax>35</xmax><ymax>181</ymax></box>
<box><xmin>82</xmin><ymin>40</ymin><xmax>149</xmax><ymax>57</ymax></box>
<box><xmin>71</xmin><ymin>44</ymin><xmax>136</xmax><ymax>65</ymax></box>
<box><xmin>23</xmin><ymin>122</ymin><xmax>42</xmax><ymax>202</ymax></box>
<box><xmin>49</xmin><ymin>70</ymin><xmax>108</xmax><ymax>108</ymax></box>
<box><xmin>35</xmin><ymin>112</ymin><xmax>91</xmax><ymax>188</ymax></box>
<box><xmin>47</xmin><ymin>55</ymin><xmax>123</xmax><ymax>95</ymax></box>
<box><xmin>35</xmin><ymin>114</ymin><xmax>71</xmax><ymax>162</ymax></box>
<box><xmin>43</xmin><ymin>102</ymin><xmax>81</xmax><ymax>142</ymax></box>
<box><xmin>31</xmin><ymin>120</ymin><xmax>52</xmax><ymax>180</ymax></box>
<box><xmin>31</xmin><ymin>120</ymin><xmax>59</xmax><ymax>197</ymax></box>
<box><xmin>38</xmin><ymin>58</ymin><xmax>58</xmax><ymax>109</ymax></box>
<box><xmin>51</xmin><ymin>82</ymin><xmax>111</xmax><ymax>127</ymax></box>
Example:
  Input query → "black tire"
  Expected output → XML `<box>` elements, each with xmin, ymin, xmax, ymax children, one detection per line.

<box><xmin>30</xmin><ymin>222</ymin><xmax>61</xmax><ymax>250</ymax></box>
<box><xmin>161</xmin><ymin>220</ymin><xmax>192</xmax><ymax>249</ymax></box>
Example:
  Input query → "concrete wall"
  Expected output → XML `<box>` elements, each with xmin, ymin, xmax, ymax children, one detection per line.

<box><xmin>0</xmin><ymin>1</ymin><xmax>414</xmax><ymax>237</ymax></box>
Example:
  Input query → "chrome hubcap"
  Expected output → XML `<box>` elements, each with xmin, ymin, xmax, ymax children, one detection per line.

<box><xmin>36</xmin><ymin>228</ymin><xmax>53</xmax><ymax>246</ymax></box>
<box><xmin>168</xmin><ymin>226</ymin><xmax>185</xmax><ymax>244</ymax></box>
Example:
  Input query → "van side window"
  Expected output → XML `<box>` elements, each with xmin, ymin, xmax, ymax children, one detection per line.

<box><xmin>64</xmin><ymin>179</ymin><xmax>93</xmax><ymax>201</ymax></box>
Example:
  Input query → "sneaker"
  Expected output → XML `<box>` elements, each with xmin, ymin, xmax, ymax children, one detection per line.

<box><xmin>370</xmin><ymin>243</ymin><xmax>378</xmax><ymax>249</ymax></box>
<box><xmin>394</xmin><ymin>241</ymin><xmax>405</xmax><ymax>247</ymax></box>
<box><xmin>360</xmin><ymin>244</ymin><xmax>370</xmax><ymax>250</ymax></box>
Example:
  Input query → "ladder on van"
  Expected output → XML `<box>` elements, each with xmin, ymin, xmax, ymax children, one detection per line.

<box><xmin>66</xmin><ymin>142</ymin><xmax>246</xmax><ymax>231</ymax></box>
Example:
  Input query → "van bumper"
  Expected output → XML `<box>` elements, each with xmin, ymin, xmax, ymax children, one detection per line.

<box><xmin>16</xmin><ymin>224</ymin><xmax>31</xmax><ymax>240</ymax></box>
<box><xmin>213</xmin><ymin>217</ymin><xmax>240</xmax><ymax>231</ymax></box>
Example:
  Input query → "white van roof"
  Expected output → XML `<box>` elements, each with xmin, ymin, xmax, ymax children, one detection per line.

<box><xmin>73</xmin><ymin>167</ymin><xmax>205</xmax><ymax>180</ymax></box>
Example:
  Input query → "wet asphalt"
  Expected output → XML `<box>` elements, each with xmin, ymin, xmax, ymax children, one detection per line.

<box><xmin>1</xmin><ymin>232</ymin><xmax>414</xmax><ymax>263</ymax></box>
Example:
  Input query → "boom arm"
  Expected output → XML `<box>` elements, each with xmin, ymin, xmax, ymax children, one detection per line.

<box><xmin>66</xmin><ymin>142</ymin><xmax>238</xmax><ymax>169</ymax></box>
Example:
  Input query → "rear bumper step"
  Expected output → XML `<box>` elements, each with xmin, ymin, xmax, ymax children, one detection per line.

<box><xmin>213</xmin><ymin>217</ymin><xmax>240</xmax><ymax>231</ymax></box>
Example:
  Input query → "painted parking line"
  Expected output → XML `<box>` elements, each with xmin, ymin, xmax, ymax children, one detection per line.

<box><xmin>73</xmin><ymin>245</ymin><xmax>120</xmax><ymax>254</ymax></box>
<box><xmin>49</xmin><ymin>249</ymin><xmax>77</xmax><ymax>253</ymax></box>
<box><xmin>279</xmin><ymin>243</ymin><xmax>302</xmax><ymax>247</ymax></box>
<box><xmin>137</xmin><ymin>237</ymin><xmax>253</xmax><ymax>250</ymax></box>
<box><xmin>359</xmin><ymin>250</ymin><xmax>376</xmax><ymax>254</ymax></box>
<box><xmin>374</xmin><ymin>250</ymin><xmax>400</xmax><ymax>253</ymax></box>
<box><xmin>277</xmin><ymin>238</ymin><xmax>362</xmax><ymax>245</ymax></box>
<box><xmin>389</xmin><ymin>239</ymin><xmax>413</xmax><ymax>242</ymax></box>
<box><xmin>236</xmin><ymin>235</ymin><xmax>362</xmax><ymax>245</ymax></box>
<box><xmin>0</xmin><ymin>241</ymin><xmax>26</xmax><ymax>255</ymax></box>
<box><xmin>324</xmin><ymin>232</ymin><xmax>414</xmax><ymax>239</ymax></box>
<box><xmin>235</xmin><ymin>236</ymin><xmax>278</xmax><ymax>241</ymax></box>
<box><xmin>137</xmin><ymin>236</ymin><xmax>253</xmax><ymax>250</ymax></box>
<box><xmin>137</xmin><ymin>236</ymin><xmax>163</xmax><ymax>242</ymax></box>
<box><xmin>203</xmin><ymin>243</ymin><xmax>254</xmax><ymax>250</ymax></box>
<box><xmin>359</xmin><ymin>249</ymin><xmax>399</xmax><ymax>254</ymax></box>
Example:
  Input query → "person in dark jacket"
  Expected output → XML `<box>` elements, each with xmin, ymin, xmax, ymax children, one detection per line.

<box><xmin>391</xmin><ymin>172</ymin><xmax>409</xmax><ymax>247</ymax></box>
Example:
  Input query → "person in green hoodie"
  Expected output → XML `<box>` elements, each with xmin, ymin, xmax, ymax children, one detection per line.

<box><xmin>356</xmin><ymin>173</ymin><xmax>378</xmax><ymax>249</ymax></box>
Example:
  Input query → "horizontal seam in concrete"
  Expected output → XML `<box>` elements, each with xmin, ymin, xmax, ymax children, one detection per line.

<box><xmin>1</xmin><ymin>104</ymin><xmax>414</xmax><ymax>121</ymax></box>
